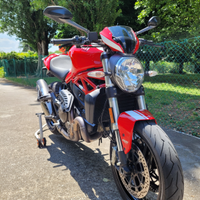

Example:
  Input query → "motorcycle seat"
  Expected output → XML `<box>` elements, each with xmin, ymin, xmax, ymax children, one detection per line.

<box><xmin>50</xmin><ymin>54</ymin><xmax>72</xmax><ymax>81</ymax></box>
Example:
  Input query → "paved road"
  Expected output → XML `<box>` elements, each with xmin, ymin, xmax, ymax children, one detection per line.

<box><xmin>0</xmin><ymin>78</ymin><xmax>200</xmax><ymax>200</ymax></box>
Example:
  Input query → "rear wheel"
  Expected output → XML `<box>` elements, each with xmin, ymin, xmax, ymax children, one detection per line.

<box><xmin>46</xmin><ymin>118</ymin><xmax>61</xmax><ymax>135</ymax></box>
<box><xmin>111</xmin><ymin>121</ymin><xmax>184</xmax><ymax>200</ymax></box>
<box><xmin>46</xmin><ymin>81</ymin><xmax>63</xmax><ymax>135</ymax></box>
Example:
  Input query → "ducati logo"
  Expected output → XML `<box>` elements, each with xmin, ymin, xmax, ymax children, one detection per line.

<box><xmin>82</xmin><ymin>47</ymin><xmax>90</xmax><ymax>51</ymax></box>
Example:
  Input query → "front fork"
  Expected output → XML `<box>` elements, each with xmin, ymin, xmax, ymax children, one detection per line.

<box><xmin>101</xmin><ymin>52</ymin><xmax>146</xmax><ymax>169</ymax></box>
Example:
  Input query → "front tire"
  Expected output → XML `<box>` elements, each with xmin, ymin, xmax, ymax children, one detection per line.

<box><xmin>111</xmin><ymin>121</ymin><xmax>184</xmax><ymax>200</ymax></box>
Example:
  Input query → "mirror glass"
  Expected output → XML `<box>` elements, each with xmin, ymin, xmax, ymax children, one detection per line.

<box><xmin>148</xmin><ymin>16</ymin><xmax>161</xmax><ymax>27</ymax></box>
<box><xmin>43</xmin><ymin>6</ymin><xmax>73</xmax><ymax>23</ymax></box>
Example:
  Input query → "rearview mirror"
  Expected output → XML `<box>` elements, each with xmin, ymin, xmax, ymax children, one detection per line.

<box><xmin>148</xmin><ymin>16</ymin><xmax>161</xmax><ymax>27</ymax></box>
<box><xmin>43</xmin><ymin>6</ymin><xmax>73</xmax><ymax>23</ymax></box>
<box><xmin>43</xmin><ymin>6</ymin><xmax>90</xmax><ymax>33</ymax></box>
<box><xmin>136</xmin><ymin>16</ymin><xmax>161</xmax><ymax>35</ymax></box>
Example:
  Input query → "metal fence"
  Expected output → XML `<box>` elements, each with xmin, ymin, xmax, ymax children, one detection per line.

<box><xmin>0</xmin><ymin>55</ymin><xmax>46</xmax><ymax>78</ymax></box>
<box><xmin>0</xmin><ymin>37</ymin><xmax>200</xmax><ymax>136</ymax></box>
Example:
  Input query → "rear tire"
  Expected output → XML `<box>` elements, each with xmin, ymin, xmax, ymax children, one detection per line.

<box><xmin>111</xmin><ymin>121</ymin><xmax>184</xmax><ymax>200</ymax></box>
<box><xmin>46</xmin><ymin>81</ymin><xmax>63</xmax><ymax>135</ymax></box>
<box><xmin>46</xmin><ymin>119</ymin><xmax>61</xmax><ymax>135</ymax></box>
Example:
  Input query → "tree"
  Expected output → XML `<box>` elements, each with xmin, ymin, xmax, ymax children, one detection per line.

<box><xmin>115</xmin><ymin>0</ymin><xmax>144</xmax><ymax>32</ymax></box>
<box><xmin>135</xmin><ymin>0</ymin><xmax>200</xmax><ymax>41</ymax></box>
<box><xmin>19</xmin><ymin>42</ymin><xmax>35</xmax><ymax>52</ymax></box>
<box><xmin>0</xmin><ymin>0</ymin><xmax>57</xmax><ymax>55</ymax></box>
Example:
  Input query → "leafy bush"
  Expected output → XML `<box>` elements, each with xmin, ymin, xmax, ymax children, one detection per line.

<box><xmin>148</xmin><ymin>61</ymin><xmax>197</xmax><ymax>74</ymax></box>
<box><xmin>0</xmin><ymin>51</ymin><xmax>38</xmax><ymax>60</ymax></box>
<box><xmin>0</xmin><ymin>66</ymin><xmax>5</xmax><ymax>78</ymax></box>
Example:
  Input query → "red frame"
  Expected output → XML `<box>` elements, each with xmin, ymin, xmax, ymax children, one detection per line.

<box><xmin>71</xmin><ymin>68</ymin><xmax>105</xmax><ymax>95</ymax></box>
<box><xmin>118</xmin><ymin>110</ymin><xmax>157</xmax><ymax>154</ymax></box>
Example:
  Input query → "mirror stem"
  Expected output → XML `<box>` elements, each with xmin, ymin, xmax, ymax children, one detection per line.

<box><xmin>59</xmin><ymin>18</ymin><xmax>90</xmax><ymax>34</ymax></box>
<box><xmin>135</xmin><ymin>26</ymin><xmax>155</xmax><ymax>35</ymax></box>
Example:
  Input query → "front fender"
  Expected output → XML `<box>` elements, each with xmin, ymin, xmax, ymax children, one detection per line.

<box><xmin>118</xmin><ymin>110</ymin><xmax>156</xmax><ymax>154</ymax></box>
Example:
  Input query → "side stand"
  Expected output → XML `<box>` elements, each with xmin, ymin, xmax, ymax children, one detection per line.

<box><xmin>35</xmin><ymin>113</ymin><xmax>47</xmax><ymax>148</ymax></box>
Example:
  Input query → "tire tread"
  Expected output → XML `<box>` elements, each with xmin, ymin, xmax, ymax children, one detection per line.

<box><xmin>135</xmin><ymin>121</ymin><xmax>184</xmax><ymax>200</ymax></box>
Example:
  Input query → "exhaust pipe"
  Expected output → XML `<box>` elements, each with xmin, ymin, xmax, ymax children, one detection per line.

<box><xmin>73</xmin><ymin>117</ymin><xmax>102</xmax><ymax>143</ymax></box>
<box><xmin>57</xmin><ymin>124</ymin><xmax>71</xmax><ymax>140</ymax></box>
<box><xmin>56</xmin><ymin>116</ymin><xmax>102</xmax><ymax>143</ymax></box>
<box><xmin>36</xmin><ymin>79</ymin><xmax>56</xmax><ymax>122</ymax></box>
<box><xmin>36</xmin><ymin>79</ymin><xmax>51</xmax><ymax>102</ymax></box>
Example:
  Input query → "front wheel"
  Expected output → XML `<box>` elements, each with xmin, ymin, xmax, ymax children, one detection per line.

<box><xmin>111</xmin><ymin>121</ymin><xmax>184</xmax><ymax>200</ymax></box>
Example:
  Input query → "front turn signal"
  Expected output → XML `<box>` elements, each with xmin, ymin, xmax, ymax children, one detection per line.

<box><xmin>87</xmin><ymin>71</ymin><xmax>105</xmax><ymax>78</ymax></box>
<box><xmin>145</xmin><ymin>71</ymin><xmax>158</xmax><ymax>77</ymax></box>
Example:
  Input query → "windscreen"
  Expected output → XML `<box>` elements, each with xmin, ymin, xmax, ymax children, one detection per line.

<box><xmin>108</xmin><ymin>26</ymin><xmax>137</xmax><ymax>54</ymax></box>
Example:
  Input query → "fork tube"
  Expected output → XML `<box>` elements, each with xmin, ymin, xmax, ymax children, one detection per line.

<box><xmin>137</xmin><ymin>95</ymin><xmax>147</xmax><ymax>110</ymax></box>
<box><xmin>101</xmin><ymin>52</ymin><xmax>123</xmax><ymax>152</ymax></box>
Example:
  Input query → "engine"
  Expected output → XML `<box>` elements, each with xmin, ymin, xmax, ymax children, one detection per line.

<box><xmin>57</xmin><ymin>89</ymin><xmax>74</xmax><ymax>124</ymax></box>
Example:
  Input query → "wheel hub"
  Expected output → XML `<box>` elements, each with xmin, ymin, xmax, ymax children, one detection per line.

<box><xmin>119</xmin><ymin>144</ymin><xmax>150</xmax><ymax>199</ymax></box>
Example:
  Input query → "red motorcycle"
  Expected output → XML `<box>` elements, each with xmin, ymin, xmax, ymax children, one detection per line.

<box><xmin>36</xmin><ymin>6</ymin><xmax>184</xmax><ymax>200</ymax></box>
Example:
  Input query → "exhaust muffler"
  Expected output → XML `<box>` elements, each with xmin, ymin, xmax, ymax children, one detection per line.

<box><xmin>36</xmin><ymin>79</ymin><xmax>51</xmax><ymax>102</ymax></box>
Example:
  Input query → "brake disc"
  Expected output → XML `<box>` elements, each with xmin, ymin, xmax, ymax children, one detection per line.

<box><xmin>119</xmin><ymin>144</ymin><xmax>150</xmax><ymax>199</ymax></box>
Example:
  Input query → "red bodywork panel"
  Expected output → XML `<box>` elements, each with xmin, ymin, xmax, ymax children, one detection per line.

<box><xmin>43</xmin><ymin>46</ymin><xmax>104</xmax><ymax>95</ymax></box>
<box><xmin>100</xmin><ymin>27</ymin><xmax>124</xmax><ymax>53</ymax></box>
<box><xmin>132</xmin><ymin>31</ymin><xmax>140</xmax><ymax>54</ymax></box>
<box><xmin>118</xmin><ymin>110</ymin><xmax>157</xmax><ymax>154</ymax></box>
<box><xmin>43</xmin><ymin>54</ymin><xmax>59</xmax><ymax>70</ymax></box>
<box><xmin>44</xmin><ymin>46</ymin><xmax>103</xmax><ymax>77</ymax></box>
<box><xmin>68</xmin><ymin>45</ymin><xmax>103</xmax><ymax>75</ymax></box>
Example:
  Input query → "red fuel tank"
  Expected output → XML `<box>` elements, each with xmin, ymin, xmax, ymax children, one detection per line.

<box><xmin>68</xmin><ymin>45</ymin><xmax>103</xmax><ymax>76</ymax></box>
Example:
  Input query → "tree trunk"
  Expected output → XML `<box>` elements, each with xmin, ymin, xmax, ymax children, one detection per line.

<box><xmin>145</xmin><ymin>60</ymin><xmax>150</xmax><ymax>71</ymax></box>
<box><xmin>36</xmin><ymin>39</ymin><xmax>49</xmax><ymax>77</ymax></box>
<box><xmin>179</xmin><ymin>61</ymin><xmax>184</xmax><ymax>74</ymax></box>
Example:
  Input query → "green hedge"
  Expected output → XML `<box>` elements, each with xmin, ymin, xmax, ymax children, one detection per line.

<box><xmin>0</xmin><ymin>51</ymin><xmax>38</xmax><ymax>60</ymax></box>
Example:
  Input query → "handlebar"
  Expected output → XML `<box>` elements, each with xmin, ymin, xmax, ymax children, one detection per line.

<box><xmin>50</xmin><ymin>35</ymin><xmax>90</xmax><ymax>46</ymax></box>
<box><xmin>50</xmin><ymin>38</ymin><xmax>74</xmax><ymax>45</ymax></box>
<box><xmin>139</xmin><ymin>38</ymin><xmax>164</xmax><ymax>48</ymax></box>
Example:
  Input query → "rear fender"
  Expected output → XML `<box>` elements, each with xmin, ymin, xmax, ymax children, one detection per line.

<box><xmin>118</xmin><ymin>110</ymin><xmax>157</xmax><ymax>154</ymax></box>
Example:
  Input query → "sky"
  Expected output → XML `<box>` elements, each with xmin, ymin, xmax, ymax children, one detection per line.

<box><xmin>0</xmin><ymin>33</ymin><xmax>58</xmax><ymax>53</ymax></box>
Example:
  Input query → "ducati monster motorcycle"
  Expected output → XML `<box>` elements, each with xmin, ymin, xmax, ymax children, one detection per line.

<box><xmin>36</xmin><ymin>6</ymin><xmax>184</xmax><ymax>200</ymax></box>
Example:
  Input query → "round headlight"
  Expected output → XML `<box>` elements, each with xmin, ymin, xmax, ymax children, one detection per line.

<box><xmin>114</xmin><ymin>57</ymin><xmax>144</xmax><ymax>92</ymax></box>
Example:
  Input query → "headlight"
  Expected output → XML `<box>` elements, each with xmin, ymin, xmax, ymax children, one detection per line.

<box><xmin>113</xmin><ymin>57</ymin><xmax>144</xmax><ymax>92</ymax></box>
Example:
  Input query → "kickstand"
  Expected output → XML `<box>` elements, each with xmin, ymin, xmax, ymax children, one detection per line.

<box><xmin>35</xmin><ymin>113</ymin><xmax>47</xmax><ymax>148</ymax></box>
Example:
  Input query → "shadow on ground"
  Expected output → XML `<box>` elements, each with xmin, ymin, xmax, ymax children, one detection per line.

<box><xmin>46</xmin><ymin>135</ymin><xmax>119</xmax><ymax>199</ymax></box>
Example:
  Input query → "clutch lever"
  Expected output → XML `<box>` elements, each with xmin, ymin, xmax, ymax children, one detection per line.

<box><xmin>139</xmin><ymin>38</ymin><xmax>165</xmax><ymax>48</ymax></box>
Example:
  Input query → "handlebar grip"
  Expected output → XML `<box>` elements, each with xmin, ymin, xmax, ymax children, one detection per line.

<box><xmin>50</xmin><ymin>38</ymin><xmax>74</xmax><ymax>45</ymax></box>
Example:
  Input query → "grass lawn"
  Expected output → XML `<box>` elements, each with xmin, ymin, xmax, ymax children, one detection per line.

<box><xmin>5</xmin><ymin>74</ymin><xmax>200</xmax><ymax>137</ymax></box>
<box><xmin>6</xmin><ymin>77</ymin><xmax>60</xmax><ymax>87</ymax></box>
<box><xmin>144</xmin><ymin>74</ymin><xmax>200</xmax><ymax>137</ymax></box>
